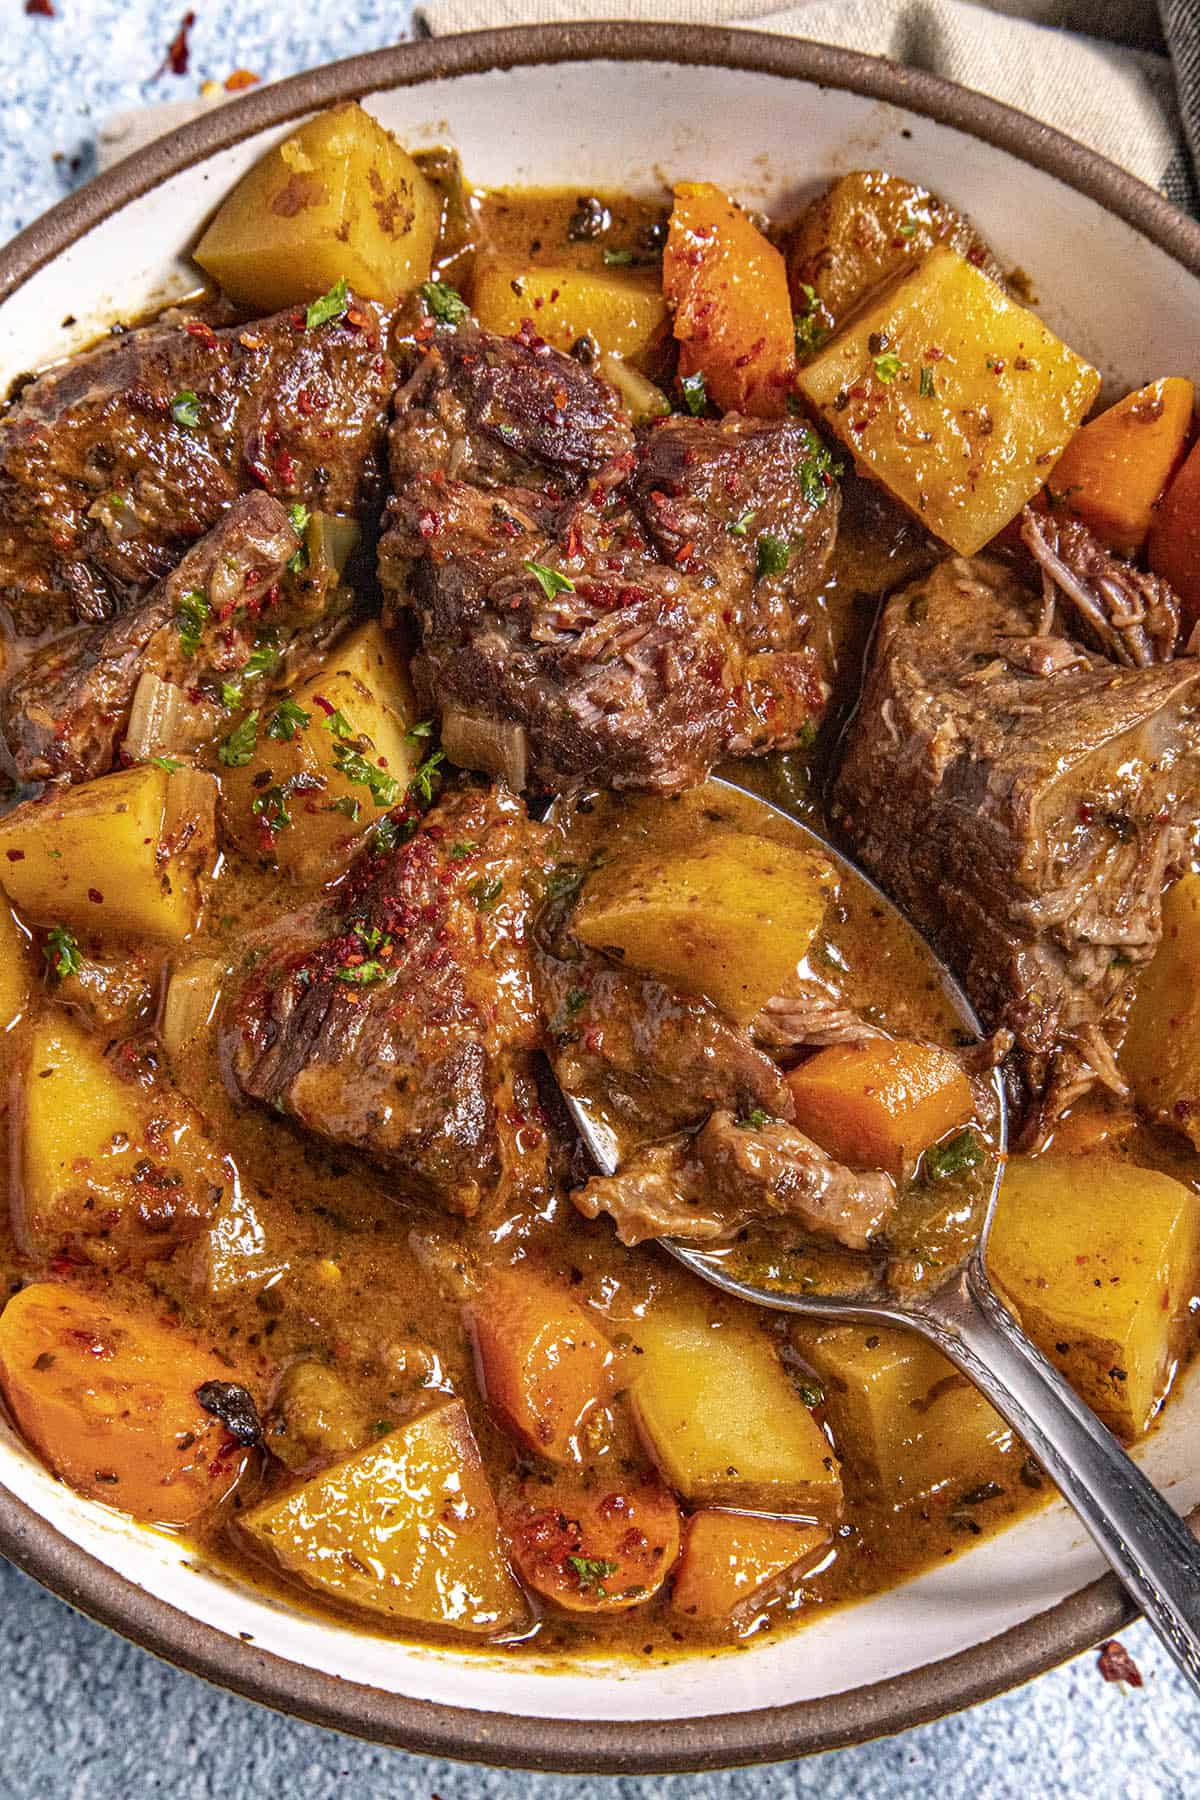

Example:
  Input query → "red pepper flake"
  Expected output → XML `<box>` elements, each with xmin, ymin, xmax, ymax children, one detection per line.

<box><xmin>224</xmin><ymin>68</ymin><xmax>259</xmax><ymax>91</ymax></box>
<box><xmin>185</xmin><ymin>318</ymin><xmax>217</xmax><ymax>346</ymax></box>
<box><xmin>156</xmin><ymin>9</ymin><xmax>195</xmax><ymax>78</ymax></box>
<box><xmin>88</xmin><ymin>888</ymin><xmax>104</xmax><ymax>904</ymax></box>
<box><xmin>25</xmin><ymin>0</ymin><xmax>55</xmax><ymax>17</ymax></box>
<box><xmin>5</xmin><ymin>850</ymin><xmax>24</xmax><ymax>863</ymax></box>
<box><xmin>1097</xmin><ymin>1639</ymin><xmax>1143</xmax><ymax>1687</ymax></box>
<box><xmin>274</xmin><ymin>450</ymin><xmax>298</xmax><ymax>489</ymax></box>
<box><xmin>417</xmin><ymin>508</ymin><xmax>440</xmax><ymax>540</ymax></box>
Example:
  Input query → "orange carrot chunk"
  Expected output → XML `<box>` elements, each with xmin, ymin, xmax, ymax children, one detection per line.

<box><xmin>1149</xmin><ymin>436</ymin><xmax>1200</xmax><ymax>633</ymax></box>
<box><xmin>1048</xmin><ymin>376</ymin><xmax>1194</xmax><ymax>555</ymax></box>
<box><xmin>504</xmin><ymin>1472</ymin><xmax>681</xmax><ymax>1613</ymax></box>
<box><xmin>786</xmin><ymin>1039</ymin><xmax>973</xmax><ymax>1175</ymax></box>
<box><xmin>466</xmin><ymin>1265</ymin><xmax>615</xmax><ymax>1464</ymax></box>
<box><xmin>664</xmin><ymin>182</ymin><xmax>796</xmax><ymax>418</ymax></box>
<box><xmin>670</xmin><ymin>1509</ymin><xmax>830</xmax><ymax>1629</ymax></box>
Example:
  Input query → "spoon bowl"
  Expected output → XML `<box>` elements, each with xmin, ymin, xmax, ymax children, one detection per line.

<box><xmin>548</xmin><ymin>773</ymin><xmax>1200</xmax><ymax>1695</ymax></box>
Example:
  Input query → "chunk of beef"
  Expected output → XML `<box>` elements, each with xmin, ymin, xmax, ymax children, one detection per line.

<box><xmin>378</xmin><ymin>319</ymin><xmax>836</xmax><ymax>793</ymax></box>
<box><xmin>1021</xmin><ymin>506</ymin><xmax>1180</xmax><ymax>667</ymax></box>
<box><xmin>832</xmin><ymin>556</ymin><xmax>1200</xmax><ymax>1122</ymax></box>
<box><xmin>220</xmin><ymin>783</ymin><xmax>552</xmax><ymax>1218</ymax></box>
<box><xmin>0</xmin><ymin>297</ymin><xmax>394</xmax><ymax>636</ymax></box>
<box><xmin>752</xmin><ymin>980</ymin><xmax>889</xmax><ymax>1051</ymax></box>
<box><xmin>1</xmin><ymin>492</ymin><xmax>303</xmax><ymax>784</ymax></box>
<box><xmin>535</xmin><ymin>922</ymin><xmax>792</xmax><ymax>1142</ymax></box>
<box><xmin>575</xmin><ymin>1110</ymin><xmax>896</xmax><ymax>1249</ymax></box>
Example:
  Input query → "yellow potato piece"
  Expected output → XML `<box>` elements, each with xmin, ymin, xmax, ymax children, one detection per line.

<box><xmin>0</xmin><ymin>901</ymin><xmax>30</xmax><ymax>1030</ymax></box>
<box><xmin>0</xmin><ymin>764</ymin><xmax>214</xmax><ymax>943</ymax></box>
<box><xmin>472</xmin><ymin>260</ymin><xmax>669</xmax><ymax>369</ymax></box>
<box><xmin>630</xmin><ymin>1303</ymin><xmax>842</xmax><ymax>1517</ymax></box>
<box><xmin>1121</xmin><ymin>873</ymin><xmax>1200</xmax><ymax>1146</ymax></box>
<box><xmin>793</xmin><ymin>1323</ymin><xmax>1013</xmax><ymax>1503</ymax></box>
<box><xmin>221</xmin><ymin>623</ymin><xmax>419</xmax><ymax>882</ymax></box>
<box><xmin>18</xmin><ymin>1013</ymin><xmax>226</xmax><ymax>1266</ymax></box>
<box><xmin>572</xmin><ymin>829</ymin><xmax>835</xmax><ymax>1025</ymax></box>
<box><xmin>240</xmin><ymin>1397</ymin><xmax>526</xmax><ymax>1635</ymax></box>
<box><xmin>988</xmin><ymin>1154</ymin><xmax>1200</xmax><ymax>1439</ymax></box>
<box><xmin>194</xmin><ymin>103</ymin><xmax>438</xmax><ymax>312</ymax></box>
<box><xmin>796</xmin><ymin>245</ymin><xmax>1100</xmax><ymax>554</ymax></box>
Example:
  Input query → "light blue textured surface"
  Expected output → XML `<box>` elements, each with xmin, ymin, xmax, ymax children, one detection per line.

<box><xmin>0</xmin><ymin>5</ymin><xmax>1198</xmax><ymax>1795</ymax></box>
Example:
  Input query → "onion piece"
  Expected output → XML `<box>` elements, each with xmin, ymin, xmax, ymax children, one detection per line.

<box><xmin>599</xmin><ymin>353</ymin><xmax>671</xmax><ymax>424</ymax></box>
<box><xmin>161</xmin><ymin>956</ymin><xmax>224</xmax><ymax>1057</ymax></box>
<box><xmin>308</xmin><ymin>512</ymin><xmax>361</xmax><ymax>578</ymax></box>
<box><xmin>441</xmin><ymin>706</ymin><xmax>528</xmax><ymax>791</ymax></box>
<box><xmin>123</xmin><ymin>672</ymin><xmax>221</xmax><ymax>761</ymax></box>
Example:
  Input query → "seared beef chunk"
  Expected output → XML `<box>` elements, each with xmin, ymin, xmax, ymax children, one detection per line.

<box><xmin>378</xmin><ymin>319</ymin><xmax>836</xmax><ymax>793</ymax></box>
<box><xmin>1021</xmin><ymin>507</ymin><xmax>1180</xmax><ymax>667</ymax></box>
<box><xmin>221</xmin><ymin>783</ymin><xmax>552</xmax><ymax>1218</ymax></box>
<box><xmin>1</xmin><ymin>492</ymin><xmax>304</xmax><ymax>784</ymax></box>
<box><xmin>575</xmin><ymin>1110</ymin><xmax>896</xmax><ymax>1249</ymax></box>
<box><xmin>535</xmin><ymin>908</ymin><xmax>792</xmax><ymax>1139</ymax></box>
<box><xmin>833</xmin><ymin>556</ymin><xmax>1200</xmax><ymax>1124</ymax></box>
<box><xmin>0</xmin><ymin>296</ymin><xmax>394</xmax><ymax>637</ymax></box>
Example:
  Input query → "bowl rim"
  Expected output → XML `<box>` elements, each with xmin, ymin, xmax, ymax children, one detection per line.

<box><xmin>0</xmin><ymin>19</ymin><xmax>1197</xmax><ymax>1773</ymax></box>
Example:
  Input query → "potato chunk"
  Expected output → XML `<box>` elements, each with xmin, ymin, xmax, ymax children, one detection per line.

<box><xmin>664</xmin><ymin>181</ymin><xmax>796</xmax><ymax>416</ymax></box>
<box><xmin>988</xmin><ymin>1155</ymin><xmax>1200</xmax><ymax>1439</ymax></box>
<box><xmin>0</xmin><ymin>764</ymin><xmax>215</xmax><ymax>943</ymax></box>
<box><xmin>221</xmin><ymin>623</ymin><xmax>419</xmax><ymax>881</ymax></box>
<box><xmin>239</xmin><ymin>1397</ymin><xmax>525</xmax><ymax>1636</ymax></box>
<box><xmin>786</xmin><ymin>1039</ymin><xmax>973</xmax><ymax>1175</ymax></box>
<box><xmin>573</xmin><ymin>830</ymin><xmax>835</xmax><ymax>1026</ymax></box>
<box><xmin>0</xmin><ymin>900</ymin><xmax>31</xmax><ymax>1030</ymax></box>
<box><xmin>1121</xmin><ymin>873</ymin><xmax>1200</xmax><ymax>1144</ymax></box>
<box><xmin>472</xmin><ymin>261</ymin><xmax>669</xmax><ymax>370</ymax></box>
<box><xmin>194</xmin><ymin>103</ymin><xmax>439</xmax><ymax>311</ymax></box>
<box><xmin>630</xmin><ymin>1304</ymin><xmax>842</xmax><ymax>1517</ymax></box>
<box><xmin>0</xmin><ymin>1282</ymin><xmax>255</xmax><ymax>1524</ymax></box>
<box><xmin>792</xmin><ymin>1322</ymin><xmax>1012</xmax><ymax>1502</ymax></box>
<box><xmin>504</xmin><ymin>1471</ymin><xmax>681</xmax><ymax>1613</ymax></box>
<box><xmin>467</xmin><ymin>1266</ymin><xmax>615</xmax><ymax>1463</ymax></box>
<box><xmin>796</xmin><ymin>246</ymin><xmax>1100</xmax><ymax>554</ymax></box>
<box><xmin>17</xmin><ymin>1014</ymin><xmax>227</xmax><ymax>1267</ymax></box>
<box><xmin>670</xmin><ymin>1510</ymin><xmax>830</xmax><ymax>1630</ymax></box>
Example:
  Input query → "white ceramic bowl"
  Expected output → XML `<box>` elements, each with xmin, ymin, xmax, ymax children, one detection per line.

<box><xmin>2</xmin><ymin>24</ymin><xmax>1199</xmax><ymax>1772</ymax></box>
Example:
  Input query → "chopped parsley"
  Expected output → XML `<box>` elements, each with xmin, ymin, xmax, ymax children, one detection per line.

<box><xmin>329</xmin><ymin>794</ymin><xmax>361</xmax><ymax>821</ymax></box>
<box><xmin>898</xmin><ymin>221</ymin><xmax>919</xmax><ymax>239</ymax></box>
<box><xmin>405</xmin><ymin>718</ymin><xmax>435</xmax><ymax>743</ymax></box>
<box><xmin>334</xmin><ymin>960</ymin><xmax>388</xmax><ymax>985</ymax></box>
<box><xmin>305</xmin><ymin>278</ymin><xmax>350</xmax><ymax>330</ymax></box>
<box><xmin>565</xmin><ymin>987</ymin><xmax>588</xmax><ymax>1015</ymax></box>
<box><xmin>218</xmin><ymin>710</ymin><xmax>260</xmax><ymax>769</ymax></box>
<box><xmin>419</xmin><ymin>280</ymin><xmax>469</xmax><ymax>326</ymax></box>
<box><xmin>176</xmin><ymin>589</ymin><xmax>210</xmax><ymax>657</ymax></box>
<box><xmin>266</xmin><ymin>699</ymin><xmax>311</xmax><ymax>742</ymax></box>
<box><xmin>468</xmin><ymin>875</ymin><xmax>503</xmax><ymax>911</ymax></box>
<box><xmin>220</xmin><ymin>680</ymin><xmax>244</xmax><ymax>711</ymax></box>
<box><xmin>321</xmin><ymin>708</ymin><xmax>354</xmax><ymax>740</ymax></box>
<box><xmin>566</xmin><ymin>1554</ymin><xmax>619</xmax><ymax>1597</ymax></box>
<box><xmin>873</xmin><ymin>351</ymin><xmax>904</xmax><ymax>382</ymax></box>
<box><xmin>287</xmin><ymin>502</ymin><xmax>311</xmax><ymax>537</ymax></box>
<box><xmin>170</xmin><ymin>389</ymin><xmax>202</xmax><ymax>429</ymax></box>
<box><xmin>738</xmin><ymin>1108</ymin><xmax>776</xmax><ymax>1130</ymax></box>
<box><xmin>796</xmin><ymin>432</ymin><xmax>842</xmax><ymax>508</ymax></box>
<box><xmin>524</xmin><ymin>560</ymin><xmax>575</xmax><ymax>601</ymax></box>
<box><xmin>794</xmin><ymin>1379</ymin><xmax>825</xmax><ymax>1408</ymax></box>
<box><xmin>755</xmin><ymin>533</ymin><xmax>791</xmax><ymax>580</ymax></box>
<box><xmin>371</xmin><ymin>814</ymin><xmax>413</xmax><ymax>853</ymax></box>
<box><xmin>544</xmin><ymin>861</ymin><xmax>587</xmax><ymax>902</ymax></box>
<box><xmin>43</xmin><ymin>925</ymin><xmax>81</xmax><ymax>980</ymax></box>
<box><xmin>793</xmin><ymin>284</ymin><xmax>832</xmax><ymax>357</ymax></box>
<box><xmin>408</xmin><ymin>748</ymin><xmax>446</xmax><ymax>806</ymax></box>
<box><xmin>919</xmin><ymin>365</ymin><xmax>937</xmax><ymax>399</ymax></box>
<box><xmin>242</xmin><ymin>637</ymin><xmax>280</xmax><ymax>682</ymax></box>
<box><xmin>602</xmin><ymin>247</ymin><xmax>634</xmax><ymax>266</ymax></box>
<box><xmin>728</xmin><ymin>509</ymin><xmax>757</xmax><ymax>538</ymax></box>
<box><xmin>924</xmin><ymin>1128</ymin><xmax>983</xmax><ymax>1181</ymax></box>
<box><xmin>679</xmin><ymin>370</ymin><xmax>707</xmax><ymax>416</ymax></box>
<box><xmin>449</xmin><ymin>840</ymin><xmax>478</xmax><ymax>859</ymax></box>
<box><xmin>251</xmin><ymin>784</ymin><xmax>292</xmax><ymax>833</ymax></box>
<box><xmin>149</xmin><ymin>755</ymin><xmax>182</xmax><ymax>773</ymax></box>
<box><xmin>333</xmin><ymin>742</ymin><xmax>400</xmax><ymax>808</ymax></box>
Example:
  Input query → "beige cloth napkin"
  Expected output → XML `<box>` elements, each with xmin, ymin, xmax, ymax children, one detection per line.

<box><xmin>415</xmin><ymin>0</ymin><xmax>1192</xmax><ymax>203</ymax></box>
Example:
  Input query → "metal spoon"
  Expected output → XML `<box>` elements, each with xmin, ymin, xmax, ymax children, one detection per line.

<box><xmin>550</xmin><ymin>776</ymin><xmax>1200</xmax><ymax>1693</ymax></box>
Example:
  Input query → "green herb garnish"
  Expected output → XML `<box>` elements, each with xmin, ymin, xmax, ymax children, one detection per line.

<box><xmin>468</xmin><ymin>875</ymin><xmax>503</xmax><ymax>912</ymax></box>
<box><xmin>171</xmin><ymin>389</ymin><xmax>202</xmax><ymax>429</ymax></box>
<box><xmin>176</xmin><ymin>588</ymin><xmax>210</xmax><ymax>657</ymax></box>
<box><xmin>321</xmin><ymin>708</ymin><xmax>354</xmax><ymax>739</ymax></box>
<box><xmin>408</xmin><ymin>748</ymin><xmax>446</xmax><ymax>806</ymax></box>
<box><xmin>419</xmin><ymin>280</ymin><xmax>469</xmax><ymax>326</ymax></box>
<box><xmin>333</xmin><ymin>742</ymin><xmax>400</xmax><ymax>808</ymax></box>
<box><xmin>251</xmin><ymin>785</ymin><xmax>292</xmax><ymax>833</ymax></box>
<box><xmin>923</xmin><ymin>1128</ymin><xmax>983</xmax><ymax>1181</ymax></box>
<box><xmin>524</xmin><ymin>560</ymin><xmax>575</xmax><ymax>601</ymax></box>
<box><xmin>305</xmin><ymin>278</ymin><xmax>350</xmax><ymax>330</ymax></box>
<box><xmin>919</xmin><ymin>365</ymin><xmax>937</xmax><ymax>399</ymax></box>
<box><xmin>287</xmin><ymin>502</ymin><xmax>311</xmax><ymax>537</ymax></box>
<box><xmin>334</xmin><ymin>960</ymin><xmax>387</xmax><ymax>985</ymax></box>
<box><xmin>728</xmin><ymin>510</ymin><xmax>757</xmax><ymax>538</ymax></box>
<box><xmin>679</xmin><ymin>371</ymin><xmax>707</xmax><ymax>416</ymax></box>
<box><xmin>149</xmin><ymin>756</ymin><xmax>182</xmax><ymax>773</ymax></box>
<box><xmin>329</xmin><ymin>794</ymin><xmax>361</xmax><ymax>821</ymax></box>
<box><xmin>566</xmin><ymin>1554</ymin><xmax>619</xmax><ymax>1597</ymax></box>
<box><xmin>602</xmin><ymin>248</ymin><xmax>634</xmax><ymax>266</ymax></box>
<box><xmin>218</xmin><ymin>710</ymin><xmax>260</xmax><ymax>769</ymax></box>
<box><xmin>266</xmin><ymin>699</ymin><xmax>311</xmax><ymax>742</ymax></box>
<box><xmin>449</xmin><ymin>840</ymin><xmax>478</xmax><ymax>859</ymax></box>
<box><xmin>738</xmin><ymin>1107</ymin><xmax>776</xmax><ymax>1130</ymax></box>
<box><xmin>43</xmin><ymin>925</ymin><xmax>81</xmax><ymax>980</ymax></box>
<box><xmin>873</xmin><ymin>351</ymin><xmax>904</xmax><ymax>382</ymax></box>
<box><xmin>796</xmin><ymin>431</ymin><xmax>842</xmax><ymax>508</ymax></box>
<box><xmin>755</xmin><ymin>533</ymin><xmax>791</xmax><ymax>580</ymax></box>
<box><xmin>793</xmin><ymin>284</ymin><xmax>832</xmax><ymax>357</ymax></box>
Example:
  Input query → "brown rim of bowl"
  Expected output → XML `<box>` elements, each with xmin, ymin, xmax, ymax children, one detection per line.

<box><xmin>0</xmin><ymin>20</ymin><xmax>1198</xmax><ymax>1774</ymax></box>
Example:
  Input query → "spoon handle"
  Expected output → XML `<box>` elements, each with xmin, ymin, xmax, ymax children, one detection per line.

<box><xmin>914</xmin><ymin>1262</ymin><xmax>1200</xmax><ymax>1694</ymax></box>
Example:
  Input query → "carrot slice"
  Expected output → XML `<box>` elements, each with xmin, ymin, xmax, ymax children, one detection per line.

<box><xmin>786</xmin><ymin>1039</ymin><xmax>973</xmax><ymax>1175</ymax></box>
<box><xmin>1149</xmin><ymin>437</ymin><xmax>1200</xmax><ymax>633</ymax></box>
<box><xmin>1048</xmin><ymin>377</ymin><xmax>1194</xmax><ymax>554</ymax></box>
<box><xmin>466</xmin><ymin>1266</ymin><xmax>614</xmax><ymax>1463</ymax></box>
<box><xmin>504</xmin><ymin>1472</ymin><xmax>681</xmax><ymax>1613</ymax></box>
<box><xmin>670</xmin><ymin>1509</ymin><xmax>830</xmax><ymax>1628</ymax></box>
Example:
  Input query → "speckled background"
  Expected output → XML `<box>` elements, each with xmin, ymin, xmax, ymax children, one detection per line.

<box><xmin>0</xmin><ymin>3</ymin><xmax>1198</xmax><ymax>1795</ymax></box>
